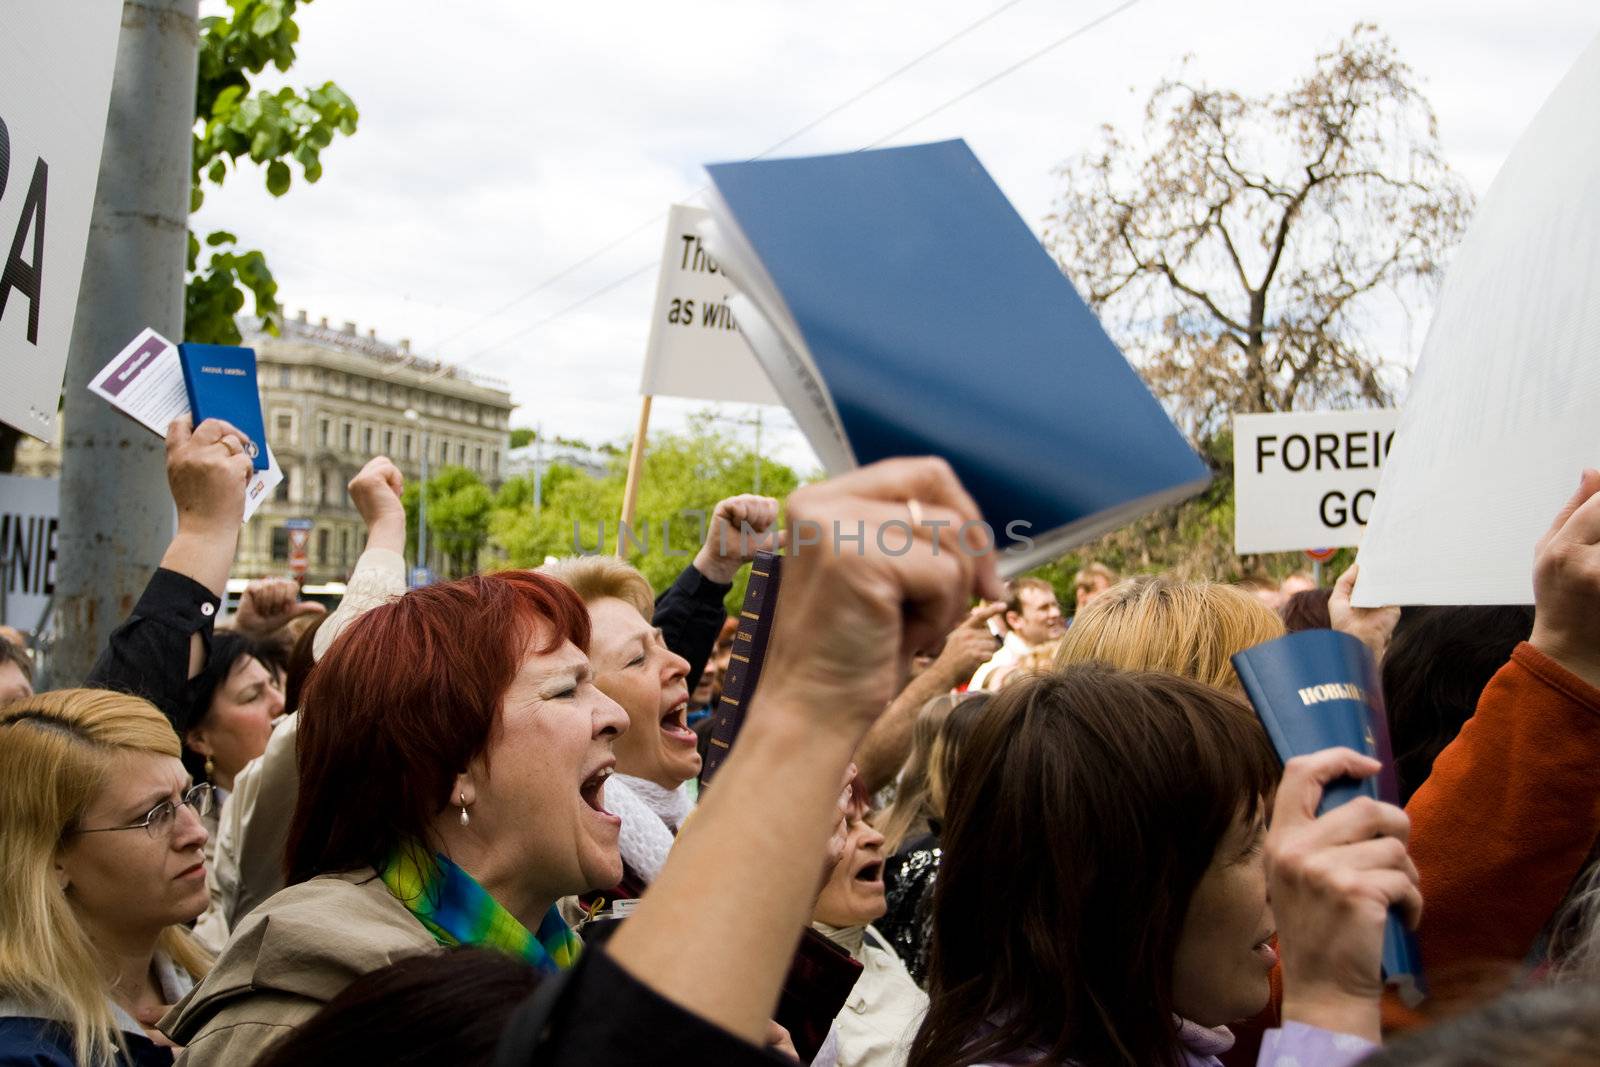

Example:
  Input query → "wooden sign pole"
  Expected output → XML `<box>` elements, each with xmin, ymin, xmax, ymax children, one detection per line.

<box><xmin>617</xmin><ymin>394</ymin><xmax>653</xmax><ymax>556</ymax></box>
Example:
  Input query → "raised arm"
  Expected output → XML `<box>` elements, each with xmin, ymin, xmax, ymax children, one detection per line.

<box><xmin>86</xmin><ymin>416</ymin><xmax>253</xmax><ymax>732</ymax></box>
<box><xmin>607</xmin><ymin>458</ymin><xmax>1001</xmax><ymax>1045</ymax></box>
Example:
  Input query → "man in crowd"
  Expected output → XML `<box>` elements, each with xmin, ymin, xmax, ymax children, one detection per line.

<box><xmin>969</xmin><ymin>576</ymin><xmax>1064</xmax><ymax>690</ymax></box>
<box><xmin>1073</xmin><ymin>561</ymin><xmax>1117</xmax><ymax>613</ymax></box>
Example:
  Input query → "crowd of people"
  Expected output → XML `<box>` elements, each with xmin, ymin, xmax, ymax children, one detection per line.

<box><xmin>1</xmin><ymin>413</ymin><xmax>1598</xmax><ymax>1067</ymax></box>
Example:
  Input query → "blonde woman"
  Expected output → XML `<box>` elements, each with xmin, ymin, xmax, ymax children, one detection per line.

<box><xmin>0</xmin><ymin>689</ymin><xmax>212</xmax><ymax>1066</ymax></box>
<box><xmin>1055</xmin><ymin>576</ymin><xmax>1284</xmax><ymax>690</ymax></box>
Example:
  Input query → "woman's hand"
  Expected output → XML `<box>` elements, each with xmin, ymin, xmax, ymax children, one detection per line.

<box><xmin>757</xmin><ymin>457</ymin><xmax>1004</xmax><ymax>744</ymax></box>
<box><xmin>346</xmin><ymin>456</ymin><xmax>406</xmax><ymax>555</ymax></box>
<box><xmin>693</xmin><ymin>494</ymin><xmax>784</xmax><ymax>585</ymax></box>
<box><xmin>1529</xmin><ymin>469</ymin><xmax>1600</xmax><ymax>690</ymax></box>
<box><xmin>1268</xmin><ymin>747</ymin><xmax>1422</xmax><ymax>1043</ymax></box>
<box><xmin>1330</xmin><ymin>564</ymin><xmax>1399</xmax><ymax>662</ymax></box>
<box><xmin>167</xmin><ymin>415</ymin><xmax>254</xmax><ymax>539</ymax></box>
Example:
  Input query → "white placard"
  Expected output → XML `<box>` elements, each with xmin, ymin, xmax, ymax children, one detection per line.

<box><xmin>1233</xmin><ymin>409</ymin><xmax>1399</xmax><ymax>554</ymax></box>
<box><xmin>638</xmin><ymin>204</ymin><xmax>783</xmax><ymax>406</ymax></box>
<box><xmin>88</xmin><ymin>328</ymin><xmax>282</xmax><ymax>524</ymax></box>
<box><xmin>0</xmin><ymin>473</ymin><xmax>59</xmax><ymax>634</ymax></box>
<box><xmin>1355</xmin><ymin>34</ymin><xmax>1600</xmax><ymax>606</ymax></box>
<box><xmin>0</xmin><ymin>0</ymin><xmax>123</xmax><ymax>442</ymax></box>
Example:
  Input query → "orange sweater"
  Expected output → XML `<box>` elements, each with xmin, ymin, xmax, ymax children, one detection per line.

<box><xmin>1225</xmin><ymin>643</ymin><xmax>1600</xmax><ymax>1064</ymax></box>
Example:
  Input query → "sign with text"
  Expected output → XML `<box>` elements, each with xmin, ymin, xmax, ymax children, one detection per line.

<box><xmin>0</xmin><ymin>1</ymin><xmax>123</xmax><ymax>442</ymax></box>
<box><xmin>1234</xmin><ymin>409</ymin><xmax>1400</xmax><ymax>554</ymax></box>
<box><xmin>0</xmin><ymin>473</ymin><xmax>59</xmax><ymax>633</ymax></box>
<box><xmin>637</xmin><ymin>203</ymin><xmax>782</xmax><ymax>406</ymax></box>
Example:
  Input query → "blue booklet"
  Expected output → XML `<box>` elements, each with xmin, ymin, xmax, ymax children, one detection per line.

<box><xmin>176</xmin><ymin>343</ymin><xmax>270</xmax><ymax>471</ymax></box>
<box><xmin>701</xmin><ymin>139</ymin><xmax>1210</xmax><ymax>576</ymax></box>
<box><xmin>1231</xmin><ymin>630</ymin><xmax>1424</xmax><ymax>1003</ymax></box>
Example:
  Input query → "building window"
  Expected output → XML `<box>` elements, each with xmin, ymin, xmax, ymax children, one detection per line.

<box><xmin>324</xmin><ymin>468</ymin><xmax>338</xmax><ymax>505</ymax></box>
<box><xmin>339</xmin><ymin>528</ymin><xmax>351</xmax><ymax>566</ymax></box>
<box><xmin>473</xmin><ymin>446</ymin><xmax>483</xmax><ymax>470</ymax></box>
<box><xmin>342</xmin><ymin>422</ymin><xmax>353</xmax><ymax>453</ymax></box>
<box><xmin>439</xmin><ymin>439</ymin><xmax>449</xmax><ymax>465</ymax></box>
<box><xmin>456</xmin><ymin>443</ymin><xmax>466</xmax><ymax>465</ymax></box>
<box><xmin>271</xmin><ymin>527</ymin><xmax>290</xmax><ymax>561</ymax></box>
<box><xmin>274</xmin><ymin>412</ymin><xmax>293</xmax><ymax>444</ymax></box>
<box><xmin>274</xmin><ymin>475</ymin><xmax>290</xmax><ymax>503</ymax></box>
<box><xmin>403</xmin><ymin>432</ymin><xmax>413</xmax><ymax>459</ymax></box>
<box><xmin>316</xmin><ymin>528</ymin><xmax>329</xmax><ymax>562</ymax></box>
<box><xmin>318</xmin><ymin>417</ymin><xmax>331</xmax><ymax>448</ymax></box>
<box><xmin>278</xmin><ymin>366</ymin><xmax>290</xmax><ymax>388</ymax></box>
<box><xmin>491</xmin><ymin>449</ymin><xmax>499</xmax><ymax>477</ymax></box>
<box><xmin>383</xmin><ymin>429</ymin><xmax>394</xmax><ymax>455</ymax></box>
<box><xmin>362</xmin><ymin>426</ymin><xmax>374</xmax><ymax>454</ymax></box>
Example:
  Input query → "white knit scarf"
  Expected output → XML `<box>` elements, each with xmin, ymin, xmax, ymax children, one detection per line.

<box><xmin>605</xmin><ymin>773</ymin><xmax>694</xmax><ymax>883</ymax></box>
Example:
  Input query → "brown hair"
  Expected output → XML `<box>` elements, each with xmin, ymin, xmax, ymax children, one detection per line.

<box><xmin>1056</xmin><ymin>575</ymin><xmax>1284</xmax><ymax>691</ymax></box>
<box><xmin>909</xmin><ymin>665</ymin><xmax>1280</xmax><ymax>1067</ymax></box>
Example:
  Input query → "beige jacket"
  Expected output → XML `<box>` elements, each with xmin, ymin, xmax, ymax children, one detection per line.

<box><xmin>162</xmin><ymin>868</ymin><xmax>437</xmax><ymax>1067</ymax></box>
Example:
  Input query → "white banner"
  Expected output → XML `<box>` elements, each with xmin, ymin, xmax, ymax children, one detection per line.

<box><xmin>638</xmin><ymin>204</ymin><xmax>782</xmax><ymax>406</ymax></box>
<box><xmin>1233</xmin><ymin>409</ymin><xmax>1399</xmax><ymax>554</ymax></box>
<box><xmin>0</xmin><ymin>473</ymin><xmax>59</xmax><ymax>633</ymax></box>
<box><xmin>0</xmin><ymin>0</ymin><xmax>123</xmax><ymax>442</ymax></box>
<box><xmin>1355</xmin><ymin>34</ymin><xmax>1600</xmax><ymax>606</ymax></box>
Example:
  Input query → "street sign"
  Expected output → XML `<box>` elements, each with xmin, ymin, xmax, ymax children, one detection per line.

<box><xmin>287</xmin><ymin>528</ymin><xmax>310</xmax><ymax>552</ymax></box>
<box><xmin>285</xmin><ymin>518</ymin><xmax>313</xmax><ymax>531</ymax></box>
<box><xmin>1305</xmin><ymin>547</ymin><xmax>1337</xmax><ymax>563</ymax></box>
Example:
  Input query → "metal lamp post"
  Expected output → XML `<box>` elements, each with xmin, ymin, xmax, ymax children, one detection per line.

<box><xmin>404</xmin><ymin>408</ymin><xmax>429</xmax><ymax>580</ymax></box>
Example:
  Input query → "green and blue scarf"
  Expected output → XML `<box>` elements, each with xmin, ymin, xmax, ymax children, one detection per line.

<box><xmin>380</xmin><ymin>840</ymin><xmax>581</xmax><ymax>974</ymax></box>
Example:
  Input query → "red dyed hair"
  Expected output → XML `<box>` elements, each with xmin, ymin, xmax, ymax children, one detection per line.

<box><xmin>286</xmin><ymin>570</ymin><xmax>591</xmax><ymax>884</ymax></box>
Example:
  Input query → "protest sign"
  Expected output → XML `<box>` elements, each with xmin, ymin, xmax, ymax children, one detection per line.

<box><xmin>1233</xmin><ymin>410</ymin><xmax>1399</xmax><ymax>554</ymax></box>
<box><xmin>1355</xmin><ymin>34</ymin><xmax>1600</xmax><ymax>606</ymax></box>
<box><xmin>0</xmin><ymin>0</ymin><xmax>123</xmax><ymax>442</ymax></box>
<box><xmin>637</xmin><ymin>204</ymin><xmax>782</xmax><ymax>406</ymax></box>
<box><xmin>0</xmin><ymin>473</ymin><xmax>60</xmax><ymax>633</ymax></box>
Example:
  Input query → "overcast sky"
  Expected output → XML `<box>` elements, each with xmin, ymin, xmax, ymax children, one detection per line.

<box><xmin>195</xmin><ymin>0</ymin><xmax>1600</xmax><ymax>474</ymax></box>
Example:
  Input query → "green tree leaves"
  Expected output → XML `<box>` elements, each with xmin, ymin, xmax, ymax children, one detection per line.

<box><xmin>184</xmin><ymin>0</ymin><xmax>359</xmax><ymax>344</ymax></box>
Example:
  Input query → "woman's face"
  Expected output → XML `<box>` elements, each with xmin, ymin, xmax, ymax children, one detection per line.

<box><xmin>188</xmin><ymin>655</ymin><xmax>285</xmax><ymax>785</ymax></box>
<box><xmin>466</xmin><ymin>637</ymin><xmax>631</xmax><ymax>900</ymax></box>
<box><xmin>1171</xmin><ymin>809</ymin><xmax>1277</xmax><ymax>1026</ymax></box>
<box><xmin>813</xmin><ymin>813</ymin><xmax>888</xmax><ymax>928</ymax></box>
<box><xmin>56</xmin><ymin>751</ymin><xmax>210</xmax><ymax>938</ymax></box>
<box><xmin>587</xmin><ymin>597</ymin><xmax>699</xmax><ymax>790</ymax></box>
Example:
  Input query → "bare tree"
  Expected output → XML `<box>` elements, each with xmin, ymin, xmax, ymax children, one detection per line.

<box><xmin>1048</xmin><ymin>24</ymin><xmax>1473</xmax><ymax>442</ymax></box>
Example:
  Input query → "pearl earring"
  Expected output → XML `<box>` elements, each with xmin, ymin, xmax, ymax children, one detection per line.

<box><xmin>459</xmin><ymin>792</ymin><xmax>470</xmax><ymax>827</ymax></box>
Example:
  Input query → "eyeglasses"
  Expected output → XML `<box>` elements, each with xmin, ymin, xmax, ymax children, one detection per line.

<box><xmin>69</xmin><ymin>783</ymin><xmax>214</xmax><ymax>840</ymax></box>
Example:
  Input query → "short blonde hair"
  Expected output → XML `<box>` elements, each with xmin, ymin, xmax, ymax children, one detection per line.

<box><xmin>537</xmin><ymin>556</ymin><xmax>655</xmax><ymax>621</ymax></box>
<box><xmin>1055</xmin><ymin>576</ymin><xmax>1285</xmax><ymax>691</ymax></box>
<box><xmin>0</xmin><ymin>690</ymin><xmax>212</xmax><ymax>1066</ymax></box>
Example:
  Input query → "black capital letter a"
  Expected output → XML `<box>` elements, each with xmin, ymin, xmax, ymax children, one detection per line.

<box><xmin>1</xmin><ymin>157</ymin><xmax>47</xmax><ymax>344</ymax></box>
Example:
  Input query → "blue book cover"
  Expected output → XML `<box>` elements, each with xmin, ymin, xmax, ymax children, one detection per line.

<box><xmin>1231</xmin><ymin>630</ymin><xmax>1424</xmax><ymax>1003</ymax></box>
<box><xmin>176</xmin><ymin>343</ymin><xmax>269</xmax><ymax>471</ymax></box>
<box><xmin>702</xmin><ymin>139</ymin><xmax>1210</xmax><ymax>575</ymax></box>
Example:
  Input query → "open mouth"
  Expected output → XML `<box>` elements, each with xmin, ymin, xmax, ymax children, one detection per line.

<box><xmin>580</xmin><ymin>765</ymin><xmax>619</xmax><ymax>822</ymax></box>
<box><xmin>854</xmin><ymin>859</ymin><xmax>884</xmax><ymax>885</ymax></box>
<box><xmin>659</xmin><ymin>698</ymin><xmax>697</xmax><ymax>744</ymax></box>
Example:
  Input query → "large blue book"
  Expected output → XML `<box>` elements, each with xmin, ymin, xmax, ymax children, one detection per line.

<box><xmin>701</xmin><ymin>139</ymin><xmax>1210</xmax><ymax>576</ymax></box>
<box><xmin>176</xmin><ymin>343</ymin><xmax>270</xmax><ymax>471</ymax></box>
<box><xmin>1231</xmin><ymin>630</ymin><xmax>1424</xmax><ymax>1003</ymax></box>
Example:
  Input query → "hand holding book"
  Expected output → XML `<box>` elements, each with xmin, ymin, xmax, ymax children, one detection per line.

<box><xmin>1267</xmin><ymin>747</ymin><xmax>1422</xmax><ymax>1045</ymax></box>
